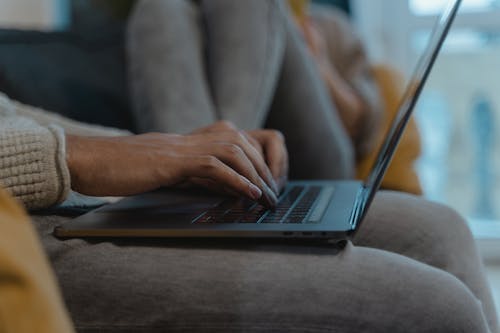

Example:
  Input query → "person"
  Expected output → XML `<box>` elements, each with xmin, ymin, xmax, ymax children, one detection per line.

<box><xmin>0</xmin><ymin>92</ymin><xmax>285</xmax><ymax>210</ymax></box>
<box><xmin>0</xmin><ymin>90</ymin><xmax>498</xmax><ymax>331</ymax></box>
<box><xmin>291</xmin><ymin>0</ymin><xmax>424</xmax><ymax>194</ymax></box>
<box><xmin>289</xmin><ymin>0</ymin><xmax>381</xmax><ymax>159</ymax></box>
<box><xmin>127</xmin><ymin>0</ymin><xmax>423</xmax><ymax>195</ymax></box>
<box><xmin>127</xmin><ymin>0</ymin><xmax>379</xmax><ymax>179</ymax></box>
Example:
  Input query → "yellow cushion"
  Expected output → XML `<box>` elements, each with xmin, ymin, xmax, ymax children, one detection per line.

<box><xmin>0</xmin><ymin>188</ymin><xmax>74</xmax><ymax>333</ymax></box>
<box><xmin>288</xmin><ymin>0</ymin><xmax>310</xmax><ymax>21</ymax></box>
<box><xmin>356</xmin><ymin>65</ymin><xmax>423</xmax><ymax>195</ymax></box>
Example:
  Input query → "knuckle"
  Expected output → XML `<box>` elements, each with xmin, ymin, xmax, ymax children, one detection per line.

<box><xmin>217</xmin><ymin>120</ymin><xmax>237</xmax><ymax>131</ymax></box>
<box><xmin>224</xmin><ymin>130</ymin><xmax>243</xmax><ymax>143</ymax></box>
<box><xmin>270</xmin><ymin>130</ymin><xmax>285</xmax><ymax>143</ymax></box>
<box><xmin>234</xmin><ymin>131</ymin><xmax>247</xmax><ymax>144</ymax></box>
<box><xmin>222</xmin><ymin>143</ymin><xmax>243</xmax><ymax>157</ymax></box>
<box><xmin>199</xmin><ymin>155</ymin><xmax>219</xmax><ymax>170</ymax></box>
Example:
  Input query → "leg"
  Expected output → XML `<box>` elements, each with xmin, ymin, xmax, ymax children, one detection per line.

<box><xmin>356</xmin><ymin>191</ymin><xmax>499</xmax><ymax>333</ymax></box>
<box><xmin>37</xmin><ymin>217</ymin><xmax>491</xmax><ymax>332</ymax></box>
<box><xmin>200</xmin><ymin>0</ymin><xmax>286</xmax><ymax>130</ymax></box>
<box><xmin>265</xmin><ymin>8</ymin><xmax>355</xmax><ymax>180</ymax></box>
<box><xmin>127</xmin><ymin>0</ymin><xmax>216</xmax><ymax>133</ymax></box>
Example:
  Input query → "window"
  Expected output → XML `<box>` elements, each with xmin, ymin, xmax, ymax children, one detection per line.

<box><xmin>410</xmin><ymin>0</ymin><xmax>500</xmax><ymax>16</ymax></box>
<box><xmin>352</xmin><ymin>0</ymin><xmax>500</xmax><ymax>237</ymax></box>
<box><xmin>0</xmin><ymin>0</ymin><xmax>69</xmax><ymax>30</ymax></box>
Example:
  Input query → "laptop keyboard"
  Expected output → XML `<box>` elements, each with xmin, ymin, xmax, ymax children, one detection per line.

<box><xmin>194</xmin><ymin>186</ymin><xmax>326</xmax><ymax>224</ymax></box>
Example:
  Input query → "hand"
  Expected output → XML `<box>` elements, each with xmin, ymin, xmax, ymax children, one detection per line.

<box><xmin>66</xmin><ymin>125</ymin><xmax>281</xmax><ymax>208</ymax></box>
<box><xmin>192</xmin><ymin>121</ymin><xmax>289</xmax><ymax>192</ymax></box>
<box><xmin>245</xmin><ymin>130</ymin><xmax>288</xmax><ymax>192</ymax></box>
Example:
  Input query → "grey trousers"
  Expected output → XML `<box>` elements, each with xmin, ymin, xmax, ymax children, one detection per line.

<box><xmin>127</xmin><ymin>0</ymin><xmax>354</xmax><ymax>180</ymax></box>
<box><xmin>36</xmin><ymin>192</ymin><xmax>498</xmax><ymax>332</ymax></box>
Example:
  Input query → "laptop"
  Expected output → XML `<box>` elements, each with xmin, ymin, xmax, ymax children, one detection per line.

<box><xmin>54</xmin><ymin>0</ymin><xmax>461</xmax><ymax>240</ymax></box>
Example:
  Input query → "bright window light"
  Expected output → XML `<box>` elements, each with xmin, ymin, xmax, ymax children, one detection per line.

<box><xmin>410</xmin><ymin>0</ymin><xmax>500</xmax><ymax>15</ymax></box>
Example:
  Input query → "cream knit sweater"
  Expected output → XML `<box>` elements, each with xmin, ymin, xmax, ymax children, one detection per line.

<box><xmin>0</xmin><ymin>93</ymin><xmax>131</xmax><ymax>210</ymax></box>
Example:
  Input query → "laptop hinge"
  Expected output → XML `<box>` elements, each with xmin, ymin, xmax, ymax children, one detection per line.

<box><xmin>349</xmin><ymin>187</ymin><xmax>368</xmax><ymax>231</ymax></box>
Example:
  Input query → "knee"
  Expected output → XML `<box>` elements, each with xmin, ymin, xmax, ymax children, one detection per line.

<box><xmin>410</xmin><ymin>275</ymin><xmax>489</xmax><ymax>332</ymax></box>
<box><xmin>348</xmin><ymin>246</ymin><xmax>490</xmax><ymax>332</ymax></box>
<box><xmin>367</xmin><ymin>192</ymin><xmax>478</xmax><ymax>271</ymax></box>
<box><xmin>406</xmin><ymin>195</ymin><xmax>474</xmax><ymax>255</ymax></box>
<box><xmin>372</xmin><ymin>191</ymin><xmax>473</xmax><ymax>245</ymax></box>
<box><xmin>128</xmin><ymin>0</ymin><xmax>196</xmax><ymax>36</ymax></box>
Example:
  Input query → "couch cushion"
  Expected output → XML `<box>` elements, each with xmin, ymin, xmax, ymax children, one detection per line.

<box><xmin>0</xmin><ymin>29</ymin><xmax>135</xmax><ymax>131</ymax></box>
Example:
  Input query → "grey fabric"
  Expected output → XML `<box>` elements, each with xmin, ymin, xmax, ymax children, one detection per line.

<box><xmin>127</xmin><ymin>0</ymin><xmax>217</xmax><ymax>133</ymax></box>
<box><xmin>33</xmin><ymin>191</ymin><xmax>498</xmax><ymax>332</ymax></box>
<box><xmin>200</xmin><ymin>0</ymin><xmax>286</xmax><ymax>130</ymax></box>
<box><xmin>127</xmin><ymin>0</ymin><xmax>354</xmax><ymax>179</ymax></box>
<box><xmin>264</xmin><ymin>8</ymin><xmax>355</xmax><ymax>179</ymax></box>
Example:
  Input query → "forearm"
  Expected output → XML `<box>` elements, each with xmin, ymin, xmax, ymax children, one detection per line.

<box><xmin>0</xmin><ymin>91</ymin><xmax>134</xmax><ymax>210</ymax></box>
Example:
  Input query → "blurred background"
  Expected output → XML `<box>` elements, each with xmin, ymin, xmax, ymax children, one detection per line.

<box><xmin>353</xmin><ymin>0</ymin><xmax>500</xmax><ymax>235</ymax></box>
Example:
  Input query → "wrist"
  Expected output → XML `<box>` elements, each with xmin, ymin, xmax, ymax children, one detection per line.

<box><xmin>65</xmin><ymin>134</ymin><xmax>89</xmax><ymax>192</ymax></box>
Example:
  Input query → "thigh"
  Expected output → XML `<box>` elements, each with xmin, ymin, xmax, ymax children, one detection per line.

<box><xmin>355</xmin><ymin>191</ymin><xmax>498</xmax><ymax>332</ymax></box>
<box><xmin>356</xmin><ymin>191</ymin><xmax>480</xmax><ymax>269</ymax></box>
<box><xmin>36</xmin><ymin>216</ymin><xmax>489</xmax><ymax>333</ymax></box>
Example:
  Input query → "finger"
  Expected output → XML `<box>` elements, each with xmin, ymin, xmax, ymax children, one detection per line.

<box><xmin>243</xmin><ymin>132</ymin><xmax>264</xmax><ymax>156</ymax></box>
<box><xmin>185</xmin><ymin>155</ymin><xmax>279</xmax><ymax>208</ymax></box>
<box><xmin>263</xmin><ymin>136</ymin><xmax>289</xmax><ymax>192</ymax></box>
<box><xmin>212</xmin><ymin>143</ymin><xmax>278</xmax><ymax>207</ymax></box>
<box><xmin>188</xmin><ymin>143</ymin><xmax>278</xmax><ymax>207</ymax></box>
<box><xmin>190</xmin><ymin>131</ymin><xmax>279</xmax><ymax>196</ymax></box>
<box><xmin>219</xmin><ymin>132</ymin><xmax>279</xmax><ymax>195</ymax></box>
<box><xmin>247</xmin><ymin>130</ymin><xmax>289</xmax><ymax>191</ymax></box>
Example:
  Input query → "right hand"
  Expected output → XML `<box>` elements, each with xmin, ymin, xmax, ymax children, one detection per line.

<box><xmin>192</xmin><ymin>121</ymin><xmax>289</xmax><ymax>192</ymax></box>
<box><xmin>66</xmin><ymin>124</ymin><xmax>281</xmax><ymax>208</ymax></box>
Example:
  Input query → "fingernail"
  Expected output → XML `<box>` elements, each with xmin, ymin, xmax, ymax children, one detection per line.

<box><xmin>264</xmin><ymin>184</ymin><xmax>278</xmax><ymax>207</ymax></box>
<box><xmin>249</xmin><ymin>183</ymin><xmax>263</xmax><ymax>200</ymax></box>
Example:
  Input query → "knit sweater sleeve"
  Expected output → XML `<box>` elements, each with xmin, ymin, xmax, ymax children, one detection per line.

<box><xmin>0</xmin><ymin>115</ymin><xmax>70</xmax><ymax>210</ymax></box>
<box><xmin>0</xmin><ymin>93</ymin><xmax>132</xmax><ymax>210</ymax></box>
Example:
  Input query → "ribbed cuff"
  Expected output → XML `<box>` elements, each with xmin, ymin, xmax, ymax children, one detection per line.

<box><xmin>0</xmin><ymin>119</ymin><xmax>71</xmax><ymax>210</ymax></box>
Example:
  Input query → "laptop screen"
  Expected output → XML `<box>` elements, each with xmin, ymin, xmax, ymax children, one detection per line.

<box><xmin>359</xmin><ymin>0</ymin><xmax>462</xmax><ymax>219</ymax></box>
